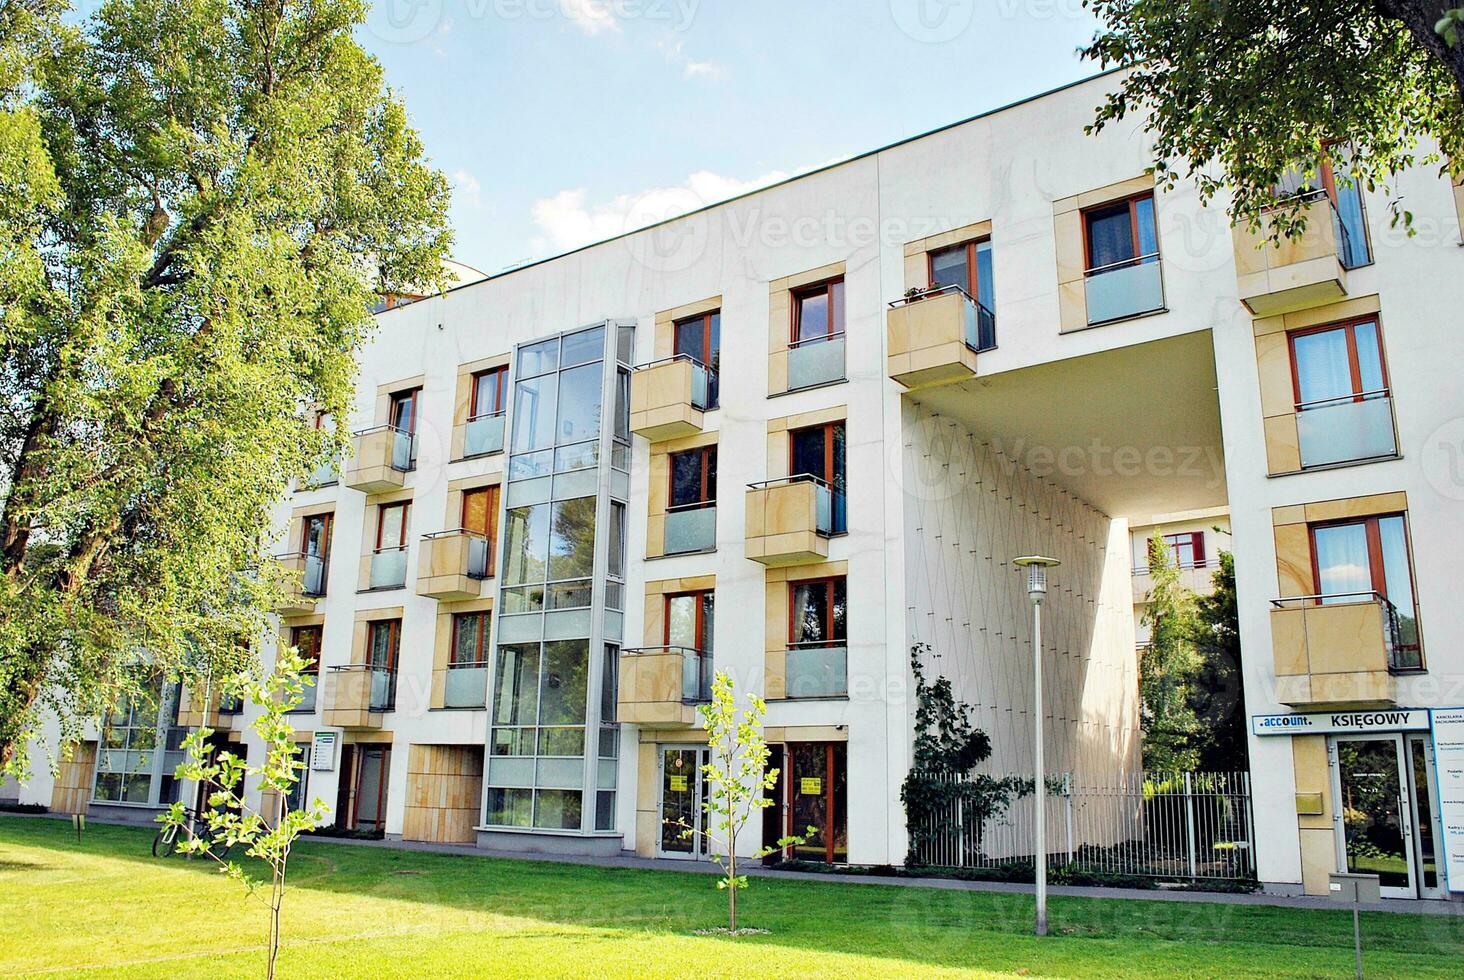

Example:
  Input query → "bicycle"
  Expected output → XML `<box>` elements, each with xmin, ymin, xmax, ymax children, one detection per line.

<box><xmin>151</xmin><ymin>807</ymin><xmax>235</xmax><ymax>861</ymax></box>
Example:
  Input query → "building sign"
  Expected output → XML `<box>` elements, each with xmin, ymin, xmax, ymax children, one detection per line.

<box><xmin>1251</xmin><ymin>709</ymin><xmax>1430</xmax><ymax>736</ymax></box>
<box><xmin>669</xmin><ymin>775</ymin><xmax>688</xmax><ymax>792</ymax></box>
<box><xmin>800</xmin><ymin>777</ymin><xmax>822</xmax><ymax>796</ymax></box>
<box><xmin>310</xmin><ymin>731</ymin><xmax>337</xmax><ymax>771</ymax></box>
<box><xmin>1431</xmin><ymin>708</ymin><xmax>1464</xmax><ymax>893</ymax></box>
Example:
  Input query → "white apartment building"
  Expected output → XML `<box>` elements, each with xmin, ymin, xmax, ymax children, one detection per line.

<box><xmin>19</xmin><ymin>71</ymin><xmax>1464</xmax><ymax>901</ymax></box>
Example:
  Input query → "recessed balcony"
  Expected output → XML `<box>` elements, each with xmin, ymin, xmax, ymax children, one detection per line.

<box><xmin>629</xmin><ymin>355</ymin><xmax>715</xmax><ymax>441</ymax></box>
<box><xmin>1233</xmin><ymin>194</ymin><xmax>1352</xmax><ymax>316</ymax></box>
<box><xmin>344</xmin><ymin>425</ymin><xmax>415</xmax><ymax>493</ymax></box>
<box><xmin>416</xmin><ymin>529</ymin><xmax>491</xmax><ymax>601</ymax></box>
<box><xmin>886</xmin><ymin>286</ymin><xmax>994</xmax><ymax>389</ymax></box>
<box><xmin>274</xmin><ymin>552</ymin><xmax>326</xmax><ymax>614</ymax></box>
<box><xmin>1269</xmin><ymin>592</ymin><xmax>1409</xmax><ymax>707</ymax></box>
<box><xmin>617</xmin><ymin>646</ymin><xmax>711</xmax><ymax>727</ymax></box>
<box><xmin>322</xmin><ymin>665</ymin><xmax>395</xmax><ymax>728</ymax></box>
<box><xmin>744</xmin><ymin>476</ymin><xmax>840</xmax><ymax>566</ymax></box>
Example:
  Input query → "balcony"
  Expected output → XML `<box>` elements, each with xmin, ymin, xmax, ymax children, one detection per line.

<box><xmin>784</xmin><ymin>642</ymin><xmax>848</xmax><ymax>699</ymax></box>
<box><xmin>274</xmin><ymin>552</ymin><xmax>326</xmax><ymax>615</ymax></box>
<box><xmin>629</xmin><ymin>355</ymin><xmax>715</xmax><ymax>441</ymax></box>
<box><xmin>886</xmin><ymin>286</ymin><xmax>995</xmax><ymax>389</ymax></box>
<box><xmin>416</xmin><ymin>530</ymin><xmax>491</xmax><ymax>600</ymax></box>
<box><xmin>617</xmin><ymin>646</ymin><xmax>711</xmax><ymax>727</ymax></box>
<box><xmin>322</xmin><ymin>665</ymin><xmax>395</xmax><ymax>728</ymax></box>
<box><xmin>1131</xmin><ymin>559</ymin><xmax>1219</xmax><ymax>599</ymax></box>
<box><xmin>368</xmin><ymin>545</ymin><xmax>409</xmax><ymax>590</ymax></box>
<box><xmin>1295</xmin><ymin>390</ymin><xmax>1397</xmax><ymax>469</ymax></box>
<box><xmin>344</xmin><ymin>425</ymin><xmax>415</xmax><ymax>493</ymax></box>
<box><xmin>464</xmin><ymin>410</ymin><xmax>506</xmax><ymax>457</ymax></box>
<box><xmin>1233</xmin><ymin>194</ymin><xmax>1352</xmax><ymax>316</ymax></box>
<box><xmin>1084</xmin><ymin>255</ymin><xmax>1165</xmax><ymax>325</ymax></box>
<box><xmin>443</xmin><ymin>661</ymin><xmax>488</xmax><ymax>709</ymax></box>
<box><xmin>176</xmin><ymin>686</ymin><xmax>243</xmax><ymax>729</ymax></box>
<box><xmin>787</xmin><ymin>333</ymin><xmax>845</xmax><ymax>390</ymax></box>
<box><xmin>664</xmin><ymin>503</ymin><xmax>717</xmax><ymax>555</ymax></box>
<box><xmin>305</xmin><ymin>459</ymin><xmax>338</xmax><ymax>488</ymax></box>
<box><xmin>1269</xmin><ymin>592</ymin><xmax>1410</xmax><ymax>707</ymax></box>
<box><xmin>744</xmin><ymin>476</ymin><xmax>839</xmax><ymax>566</ymax></box>
<box><xmin>288</xmin><ymin>675</ymin><xmax>318</xmax><ymax>714</ymax></box>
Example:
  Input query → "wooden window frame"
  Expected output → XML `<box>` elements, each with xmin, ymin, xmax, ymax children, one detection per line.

<box><xmin>366</xmin><ymin>619</ymin><xmax>401</xmax><ymax>672</ymax></box>
<box><xmin>673</xmin><ymin>311</ymin><xmax>719</xmax><ymax>369</ymax></box>
<box><xmin>290</xmin><ymin>625</ymin><xmax>323</xmax><ymax>675</ymax></box>
<box><xmin>668</xmin><ymin>445</ymin><xmax>717</xmax><ymax>510</ymax></box>
<box><xmin>388</xmin><ymin>387</ymin><xmax>421</xmax><ymax>434</ymax></box>
<box><xmin>450</xmin><ymin>611</ymin><xmax>491</xmax><ymax>666</ymax></box>
<box><xmin>787</xmin><ymin>576</ymin><xmax>847</xmax><ymax>647</ymax></box>
<box><xmin>301</xmin><ymin>512</ymin><xmax>333</xmax><ymax>561</ymax></box>
<box><xmin>1306</xmin><ymin>514</ymin><xmax>1420</xmax><ymax>652</ymax></box>
<box><xmin>351</xmin><ymin>745</ymin><xmax>391</xmax><ymax>830</ymax></box>
<box><xmin>926</xmin><ymin>238</ymin><xmax>990</xmax><ymax>300</ymax></box>
<box><xmin>663</xmin><ymin>590</ymin><xmax>713</xmax><ymax>652</ymax></box>
<box><xmin>790</xmin><ymin>277</ymin><xmax>845</xmax><ymax>346</ymax></box>
<box><xmin>1081</xmin><ymin>192</ymin><xmax>1157</xmax><ymax>273</ymax></box>
<box><xmin>469</xmin><ymin>366</ymin><xmax>508</xmax><ymax>420</ymax></box>
<box><xmin>375</xmin><ymin>501</ymin><xmax>411</xmax><ymax>552</ymax></box>
<box><xmin>1287</xmin><ymin>315</ymin><xmax>1390</xmax><ymax>411</ymax></box>
<box><xmin>1161</xmin><ymin>531</ymin><xmax>1205</xmax><ymax>569</ymax></box>
<box><xmin>788</xmin><ymin>421</ymin><xmax>844</xmax><ymax>485</ymax></box>
<box><xmin>461</xmin><ymin>485</ymin><xmax>499</xmax><ymax>576</ymax></box>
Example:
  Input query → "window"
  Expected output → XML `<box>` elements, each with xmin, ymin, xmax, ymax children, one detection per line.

<box><xmin>669</xmin><ymin>446</ymin><xmax>717</xmax><ymax>510</ymax></box>
<box><xmin>789</xmin><ymin>421</ymin><xmax>847</xmax><ymax>534</ymax></box>
<box><xmin>789</xmin><ymin>577</ymin><xmax>847</xmax><ymax>647</ymax></box>
<box><xmin>928</xmin><ymin>239</ymin><xmax>996</xmax><ymax>350</ymax></box>
<box><xmin>375</xmin><ymin>501</ymin><xmax>410</xmax><ymax>553</ymax></box>
<box><xmin>389</xmin><ymin>388</ymin><xmax>419</xmax><ymax>434</ymax></box>
<box><xmin>674</xmin><ymin>310</ymin><xmax>720</xmax><ymax>407</ymax></box>
<box><xmin>291</xmin><ymin>625</ymin><xmax>323</xmax><ymax>673</ymax></box>
<box><xmin>470</xmin><ymin>366</ymin><xmax>508</xmax><ymax>421</ymax></box>
<box><xmin>1271</xmin><ymin>153</ymin><xmax>1370</xmax><ymax>268</ymax></box>
<box><xmin>1149</xmin><ymin>532</ymin><xmax>1205</xmax><ymax>570</ymax></box>
<box><xmin>1310</xmin><ymin>514</ymin><xmax>1420</xmax><ymax>666</ymax></box>
<box><xmin>1083</xmin><ymin>194</ymin><xmax>1158</xmax><ymax>273</ymax></box>
<box><xmin>666</xmin><ymin>591</ymin><xmax>715</xmax><ymax>653</ymax></box>
<box><xmin>462</xmin><ymin>486</ymin><xmax>499</xmax><ymax>577</ymax></box>
<box><xmin>94</xmin><ymin>691</ymin><xmax>163</xmax><ymax>804</ymax></box>
<box><xmin>608</xmin><ymin>501</ymin><xmax>626</xmax><ymax>580</ymax></box>
<box><xmin>1289</xmin><ymin>317</ymin><xmax>1395</xmax><ymax>468</ymax></box>
<box><xmin>301</xmin><ymin>513</ymin><xmax>332</xmax><ymax>595</ymax></box>
<box><xmin>451</xmin><ymin>611</ymin><xmax>491</xmax><ymax>666</ymax></box>
<box><xmin>792</xmin><ymin>278</ymin><xmax>845</xmax><ymax>344</ymax></box>
<box><xmin>366</xmin><ymin>620</ymin><xmax>400</xmax><ymax>711</ymax></box>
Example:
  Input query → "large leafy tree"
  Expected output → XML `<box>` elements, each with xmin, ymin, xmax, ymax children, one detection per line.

<box><xmin>1138</xmin><ymin>533</ymin><xmax>1203</xmax><ymax>773</ymax></box>
<box><xmin>1192</xmin><ymin>551</ymin><xmax>1248</xmax><ymax>773</ymax></box>
<box><xmin>0</xmin><ymin>0</ymin><xmax>451</xmax><ymax>776</ymax></box>
<box><xmin>1084</xmin><ymin>1</ymin><xmax>1464</xmax><ymax>238</ymax></box>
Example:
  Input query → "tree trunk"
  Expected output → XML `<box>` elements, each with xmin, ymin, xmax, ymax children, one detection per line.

<box><xmin>1377</xmin><ymin>0</ymin><xmax>1464</xmax><ymax>106</ymax></box>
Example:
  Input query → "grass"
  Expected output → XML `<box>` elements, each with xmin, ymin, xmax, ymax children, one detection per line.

<box><xmin>3</xmin><ymin>816</ymin><xmax>1462</xmax><ymax>978</ymax></box>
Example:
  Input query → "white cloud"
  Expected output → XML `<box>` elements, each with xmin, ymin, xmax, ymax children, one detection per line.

<box><xmin>530</xmin><ymin>168</ymin><xmax>794</xmax><ymax>254</ymax></box>
<box><xmin>562</xmin><ymin>0</ymin><xmax>622</xmax><ymax>35</ymax></box>
<box><xmin>451</xmin><ymin>169</ymin><xmax>483</xmax><ymax>210</ymax></box>
<box><xmin>656</xmin><ymin>39</ymin><xmax>726</xmax><ymax>81</ymax></box>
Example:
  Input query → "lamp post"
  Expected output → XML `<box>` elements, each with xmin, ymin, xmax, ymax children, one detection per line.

<box><xmin>1014</xmin><ymin>555</ymin><xmax>1060</xmax><ymax>937</ymax></box>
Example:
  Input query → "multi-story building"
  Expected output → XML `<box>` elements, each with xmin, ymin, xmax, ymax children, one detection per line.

<box><xmin>18</xmin><ymin>71</ymin><xmax>1464</xmax><ymax>902</ymax></box>
<box><xmin>1129</xmin><ymin>509</ymin><xmax>1232</xmax><ymax>648</ymax></box>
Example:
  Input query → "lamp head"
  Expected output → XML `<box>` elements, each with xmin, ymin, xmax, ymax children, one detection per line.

<box><xmin>1013</xmin><ymin>555</ymin><xmax>1061</xmax><ymax>602</ymax></box>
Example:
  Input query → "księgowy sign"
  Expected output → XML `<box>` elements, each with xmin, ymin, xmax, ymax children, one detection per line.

<box><xmin>1252</xmin><ymin>709</ymin><xmax>1430</xmax><ymax>736</ymax></box>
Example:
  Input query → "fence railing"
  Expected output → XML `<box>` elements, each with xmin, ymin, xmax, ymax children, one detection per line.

<box><xmin>907</xmin><ymin>770</ymin><xmax>1255</xmax><ymax>882</ymax></box>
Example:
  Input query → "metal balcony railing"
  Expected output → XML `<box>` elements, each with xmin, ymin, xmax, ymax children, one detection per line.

<box><xmin>746</xmin><ymin>474</ymin><xmax>846</xmax><ymax>536</ymax></box>
<box><xmin>328</xmin><ymin>664</ymin><xmax>397</xmax><ymax>712</ymax></box>
<box><xmin>887</xmin><ymin>284</ymin><xmax>996</xmax><ymax>352</ymax></box>
<box><xmin>352</xmin><ymin>423</ymin><xmax>416</xmax><ymax>472</ymax></box>
<box><xmin>1294</xmin><ymin>388</ymin><xmax>1396</xmax><ymax>468</ymax></box>
<box><xmin>633</xmin><ymin>353</ymin><xmax>717</xmax><ymax>411</ymax></box>
<box><xmin>1083</xmin><ymin>253</ymin><xmax>1164</xmax><ymax>325</ymax></box>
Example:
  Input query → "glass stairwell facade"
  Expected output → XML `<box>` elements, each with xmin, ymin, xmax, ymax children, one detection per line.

<box><xmin>482</xmin><ymin>321</ymin><xmax>633</xmax><ymax>842</ymax></box>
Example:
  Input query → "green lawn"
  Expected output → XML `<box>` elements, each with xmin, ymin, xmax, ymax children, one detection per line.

<box><xmin>2</xmin><ymin>816</ymin><xmax>1461</xmax><ymax>978</ymax></box>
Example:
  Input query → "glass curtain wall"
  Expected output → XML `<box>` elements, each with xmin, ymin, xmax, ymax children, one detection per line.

<box><xmin>486</xmin><ymin>321</ymin><xmax>633</xmax><ymax>835</ymax></box>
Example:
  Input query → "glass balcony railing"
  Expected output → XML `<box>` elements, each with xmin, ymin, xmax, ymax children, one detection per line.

<box><xmin>292</xmin><ymin>677</ymin><xmax>318</xmax><ymax>714</ymax></box>
<box><xmin>1084</xmin><ymin>255</ymin><xmax>1164</xmax><ymax>325</ymax></box>
<box><xmin>444</xmin><ymin>662</ymin><xmax>488</xmax><ymax>709</ymax></box>
<box><xmin>787</xmin><ymin>333</ymin><xmax>845</xmax><ymax>390</ymax></box>
<box><xmin>464</xmin><ymin>411</ymin><xmax>506</xmax><ymax>457</ymax></box>
<box><xmin>369</xmin><ymin>546</ymin><xmax>408</xmax><ymax>589</ymax></box>
<box><xmin>390</xmin><ymin>427</ymin><xmax>415</xmax><ymax>470</ymax></box>
<box><xmin>306</xmin><ymin>460</ymin><xmax>338</xmax><ymax>487</ymax></box>
<box><xmin>785</xmin><ymin>642</ymin><xmax>848</xmax><ymax>698</ymax></box>
<box><xmin>1295</xmin><ymin>390</ymin><xmax>1396</xmax><ymax>469</ymax></box>
<box><xmin>665</xmin><ymin>503</ymin><xmax>716</xmax><ymax>554</ymax></box>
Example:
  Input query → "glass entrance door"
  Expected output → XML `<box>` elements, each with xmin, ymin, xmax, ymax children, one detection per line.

<box><xmin>1406</xmin><ymin>734</ymin><xmax>1445</xmax><ymax>899</ymax></box>
<box><xmin>658</xmin><ymin>748</ymin><xmax>708</xmax><ymax>859</ymax></box>
<box><xmin>788</xmin><ymin>742</ymin><xmax>847</xmax><ymax>864</ymax></box>
<box><xmin>1330</xmin><ymin>735</ymin><xmax>1414</xmax><ymax>898</ymax></box>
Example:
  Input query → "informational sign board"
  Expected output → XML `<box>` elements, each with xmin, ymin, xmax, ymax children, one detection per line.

<box><xmin>799</xmin><ymin>777</ymin><xmax>822</xmax><ymax>796</ymax></box>
<box><xmin>1430</xmin><ymin>708</ymin><xmax>1464</xmax><ymax>893</ymax></box>
<box><xmin>310</xmin><ymin>731</ymin><xmax>337</xmax><ymax>772</ymax></box>
<box><xmin>669</xmin><ymin>775</ymin><xmax>687</xmax><ymax>792</ymax></box>
<box><xmin>1251</xmin><ymin>709</ymin><xmax>1430</xmax><ymax>736</ymax></box>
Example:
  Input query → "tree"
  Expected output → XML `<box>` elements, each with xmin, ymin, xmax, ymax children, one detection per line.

<box><xmin>1084</xmin><ymin>1</ymin><xmax>1464</xmax><ymax>241</ymax></box>
<box><xmin>159</xmin><ymin>648</ymin><xmax>328</xmax><ymax>980</ymax></box>
<box><xmin>900</xmin><ymin>643</ymin><xmax>1023</xmax><ymax>867</ymax></box>
<box><xmin>0</xmin><ymin>0</ymin><xmax>452</xmax><ymax>776</ymax></box>
<box><xmin>679</xmin><ymin>670</ymin><xmax>805</xmax><ymax>934</ymax></box>
<box><xmin>1138</xmin><ymin>533</ymin><xmax>1203</xmax><ymax>773</ymax></box>
<box><xmin>1192</xmin><ymin>551</ymin><xmax>1249</xmax><ymax>773</ymax></box>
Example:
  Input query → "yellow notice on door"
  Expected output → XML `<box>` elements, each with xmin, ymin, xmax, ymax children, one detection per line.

<box><xmin>799</xmin><ymin>777</ymin><xmax>822</xmax><ymax>795</ymax></box>
<box><xmin>669</xmin><ymin>775</ymin><xmax>688</xmax><ymax>792</ymax></box>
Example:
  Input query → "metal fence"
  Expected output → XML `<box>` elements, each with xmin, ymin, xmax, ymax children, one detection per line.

<box><xmin>908</xmin><ymin>770</ymin><xmax>1255</xmax><ymax>882</ymax></box>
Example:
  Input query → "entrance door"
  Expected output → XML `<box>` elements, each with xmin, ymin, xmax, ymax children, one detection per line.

<box><xmin>1406</xmin><ymin>734</ymin><xmax>1446</xmax><ymax>899</ymax></box>
<box><xmin>658</xmin><ymin>747</ymin><xmax>708</xmax><ymax>858</ymax></box>
<box><xmin>353</xmin><ymin>746</ymin><xmax>390</xmax><ymax>832</ymax></box>
<box><xmin>788</xmin><ymin>742</ymin><xmax>847</xmax><ymax>864</ymax></box>
<box><xmin>1330</xmin><ymin>735</ymin><xmax>1414</xmax><ymax>898</ymax></box>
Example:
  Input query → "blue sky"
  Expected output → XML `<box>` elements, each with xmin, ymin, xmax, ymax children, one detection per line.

<box><xmin>358</xmin><ymin>0</ymin><xmax>1103</xmax><ymax>275</ymax></box>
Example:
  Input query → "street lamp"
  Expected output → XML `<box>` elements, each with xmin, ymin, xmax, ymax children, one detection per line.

<box><xmin>1013</xmin><ymin>555</ymin><xmax>1060</xmax><ymax>937</ymax></box>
